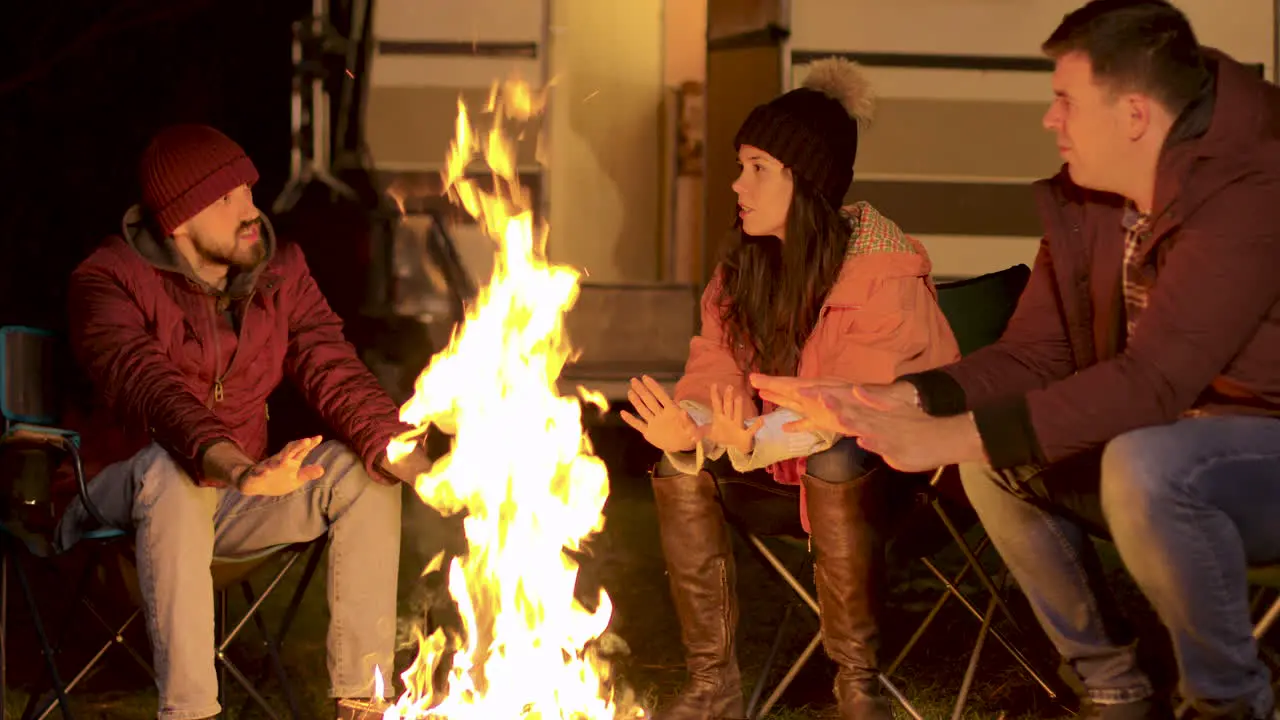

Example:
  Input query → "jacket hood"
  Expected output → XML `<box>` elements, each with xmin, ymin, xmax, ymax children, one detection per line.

<box><xmin>826</xmin><ymin>201</ymin><xmax>932</xmax><ymax>306</ymax></box>
<box><xmin>120</xmin><ymin>203</ymin><xmax>277</xmax><ymax>299</ymax></box>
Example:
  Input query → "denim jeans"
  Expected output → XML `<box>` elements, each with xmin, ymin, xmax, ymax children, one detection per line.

<box><xmin>960</xmin><ymin>415</ymin><xmax>1280</xmax><ymax>716</ymax></box>
<box><xmin>55</xmin><ymin>441</ymin><xmax>403</xmax><ymax>720</ymax></box>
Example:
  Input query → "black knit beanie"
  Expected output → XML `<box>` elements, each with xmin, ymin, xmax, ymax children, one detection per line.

<box><xmin>734</xmin><ymin>57</ymin><xmax>875</xmax><ymax>209</ymax></box>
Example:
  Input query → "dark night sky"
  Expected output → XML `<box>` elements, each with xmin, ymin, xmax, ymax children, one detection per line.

<box><xmin>1</xmin><ymin>0</ymin><xmax>306</xmax><ymax>329</ymax></box>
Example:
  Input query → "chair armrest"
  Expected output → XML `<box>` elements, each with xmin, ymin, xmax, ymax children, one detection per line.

<box><xmin>1</xmin><ymin>424</ymin><xmax>111</xmax><ymax>530</ymax></box>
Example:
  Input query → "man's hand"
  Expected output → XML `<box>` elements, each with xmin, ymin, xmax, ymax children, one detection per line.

<box><xmin>748</xmin><ymin>375</ymin><xmax>858</xmax><ymax>435</ymax></box>
<box><xmin>383</xmin><ymin>443</ymin><xmax>434</xmax><ymax>486</ymax></box>
<box><xmin>619</xmin><ymin>375</ymin><xmax>702</xmax><ymax>454</ymax></box>
<box><xmin>749</xmin><ymin>374</ymin><xmax>982</xmax><ymax>472</ymax></box>
<box><xmin>747</xmin><ymin>375</ymin><xmax>919</xmax><ymax>433</ymax></box>
<box><xmin>704</xmin><ymin>384</ymin><xmax>763</xmax><ymax>454</ymax></box>
<box><xmin>236</xmin><ymin>436</ymin><xmax>326</xmax><ymax>496</ymax></box>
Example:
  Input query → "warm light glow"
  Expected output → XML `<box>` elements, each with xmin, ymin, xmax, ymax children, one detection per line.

<box><xmin>379</xmin><ymin>77</ymin><xmax>640</xmax><ymax>719</ymax></box>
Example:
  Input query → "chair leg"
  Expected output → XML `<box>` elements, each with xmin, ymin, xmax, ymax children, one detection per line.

<box><xmin>272</xmin><ymin>540</ymin><xmax>325</xmax><ymax>644</ymax></box>
<box><xmin>29</xmin><ymin>609</ymin><xmax>145</xmax><ymax>720</ymax></box>
<box><xmin>951</xmin><ymin>592</ymin><xmax>999</xmax><ymax>720</ymax></box>
<box><xmin>240</xmin><ymin>582</ymin><xmax>301</xmax><ymax>720</ymax></box>
<box><xmin>12</xmin><ymin>538</ymin><xmax>152</xmax><ymax>720</ymax></box>
<box><xmin>739</xmin><ymin>532</ymin><xmax>925</xmax><ymax>720</ymax></box>
<box><xmin>743</xmin><ymin>535</ymin><xmax>818</xmax><ymax>614</ymax></box>
<box><xmin>217</xmin><ymin>590</ymin><xmax>228</xmax><ymax>712</ymax></box>
<box><xmin>30</xmin><ymin>548</ymin><xmax>104</xmax><ymax>720</ymax></box>
<box><xmin>10</xmin><ymin>549</ymin><xmax>73</xmax><ymax>720</ymax></box>
<box><xmin>2</xmin><ymin>548</ymin><xmax>8</xmax><ymax>720</ymax></box>
<box><xmin>75</xmin><ymin>601</ymin><xmax>152</xmax><ymax>680</ymax></box>
<box><xmin>1254</xmin><ymin>595</ymin><xmax>1280</xmax><ymax>640</ymax></box>
<box><xmin>755</xmin><ymin>632</ymin><xmax>823</xmax><ymax>720</ymax></box>
<box><xmin>239</xmin><ymin>539</ymin><xmax>326</xmax><ymax>720</ymax></box>
<box><xmin>219</xmin><ymin>551</ymin><xmax>304</xmax><ymax>720</ymax></box>
<box><xmin>927</xmin><ymin>500</ymin><xmax>1064</xmax><ymax>703</ymax></box>
<box><xmin>216</xmin><ymin>581</ymin><xmax>284</xmax><ymax>720</ymax></box>
<box><xmin>879</xmin><ymin>676</ymin><xmax>923</xmax><ymax>720</ymax></box>
<box><xmin>932</xmin><ymin>498</ymin><xmax>1020</xmax><ymax>627</ymax></box>
<box><xmin>886</xmin><ymin>535</ymin><xmax>992</xmax><ymax>676</ymax></box>
<box><xmin>918</xmin><ymin>555</ymin><xmax>1059</xmax><ymax>700</ymax></box>
<box><xmin>745</xmin><ymin>602</ymin><xmax>793</xmax><ymax>720</ymax></box>
<box><xmin>219</xmin><ymin>653</ymin><xmax>282</xmax><ymax>720</ymax></box>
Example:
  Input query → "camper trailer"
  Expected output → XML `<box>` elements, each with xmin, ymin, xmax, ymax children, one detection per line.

<box><xmin>359</xmin><ymin>0</ymin><xmax>1277</xmax><ymax>403</ymax></box>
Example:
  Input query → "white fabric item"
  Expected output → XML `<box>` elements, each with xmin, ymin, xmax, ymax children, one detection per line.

<box><xmin>662</xmin><ymin>401</ymin><xmax>838</xmax><ymax>474</ymax></box>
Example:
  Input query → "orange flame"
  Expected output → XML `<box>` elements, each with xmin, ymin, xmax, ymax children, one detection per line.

<box><xmin>380</xmin><ymin>77</ymin><xmax>640</xmax><ymax>719</ymax></box>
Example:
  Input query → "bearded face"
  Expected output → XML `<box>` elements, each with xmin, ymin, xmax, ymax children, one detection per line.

<box><xmin>177</xmin><ymin>184</ymin><xmax>266</xmax><ymax>271</ymax></box>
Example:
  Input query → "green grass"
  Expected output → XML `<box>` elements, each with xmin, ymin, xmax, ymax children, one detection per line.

<box><xmin>3</xmin><ymin>429</ymin><xmax>1182</xmax><ymax>719</ymax></box>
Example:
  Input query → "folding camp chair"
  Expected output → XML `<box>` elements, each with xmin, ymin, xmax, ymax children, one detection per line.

<box><xmin>0</xmin><ymin>325</ymin><xmax>328</xmax><ymax>720</ymax></box>
<box><xmin>0</xmin><ymin>325</ymin><xmax>150</xmax><ymax>720</ymax></box>
<box><xmin>728</xmin><ymin>266</ymin><xmax>1067</xmax><ymax>719</ymax></box>
<box><xmin>717</xmin><ymin>473</ymin><xmax>922</xmax><ymax>720</ymax></box>
<box><xmin>107</xmin><ymin>536</ymin><xmax>329</xmax><ymax>720</ymax></box>
<box><xmin>883</xmin><ymin>265</ymin><xmax>1072</xmax><ymax>720</ymax></box>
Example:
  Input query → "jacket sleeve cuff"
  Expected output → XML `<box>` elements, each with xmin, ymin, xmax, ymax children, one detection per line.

<box><xmin>171</xmin><ymin>433</ymin><xmax>236</xmax><ymax>485</ymax></box>
<box><xmin>971</xmin><ymin>394</ymin><xmax>1046</xmax><ymax>469</ymax></box>
<box><xmin>353</xmin><ymin>418</ymin><xmax>417</xmax><ymax>479</ymax></box>
<box><xmin>898</xmin><ymin>369</ymin><xmax>968</xmax><ymax>417</ymax></box>
<box><xmin>368</xmin><ymin>451</ymin><xmax>400</xmax><ymax>484</ymax></box>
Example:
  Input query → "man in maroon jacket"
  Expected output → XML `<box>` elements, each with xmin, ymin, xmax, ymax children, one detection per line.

<box><xmin>54</xmin><ymin>124</ymin><xmax>433</xmax><ymax>720</ymax></box>
<box><xmin>752</xmin><ymin>1</ymin><xmax>1280</xmax><ymax>718</ymax></box>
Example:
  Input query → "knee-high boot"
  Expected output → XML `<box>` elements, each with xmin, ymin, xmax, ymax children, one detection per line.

<box><xmin>803</xmin><ymin>470</ymin><xmax>894</xmax><ymax>720</ymax></box>
<box><xmin>651</xmin><ymin>468</ymin><xmax>744</xmax><ymax>720</ymax></box>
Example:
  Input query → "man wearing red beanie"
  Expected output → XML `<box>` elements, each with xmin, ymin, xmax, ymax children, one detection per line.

<box><xmin>56</xmin><ymin>124</ymin><xmax>429</xmax><ymax>719</ymax></box>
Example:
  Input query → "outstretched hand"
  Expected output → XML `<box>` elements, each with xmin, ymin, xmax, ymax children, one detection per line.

<box><xmin>748</xmin><ymin>375</ymin><xmax>920</xmax><ymax>434</ymax></box>
<box><xmin>749</xmin><ymin>373</ymin><xmax>984</xmax><ymax>472</ymax></box>
<box><xmin>383</xmin><ymin>442</ymin><xmax>435</xmax><ymax>486</ymax></box>
<box><xmin>236</xmin><ymin>436</ymin><xmax>326</xmax><ymax>496</ymax></box>
<box><xmin>619</xmin><ymin>375</ymin><xmax>702</xmax><ymax>454</ymax></box>
<box><xmin>703</xmin><ymin>383</ymin><xmax>763</xmax><ymax>454</ymax></box>
<box><xmin>749</xmin><ymin>375</ymin><xmax>858</xmax><ymax>434</ymax></box>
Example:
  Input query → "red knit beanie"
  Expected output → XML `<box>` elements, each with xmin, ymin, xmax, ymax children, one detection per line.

<box><xmin>138</xmin><ymin>124</ymin><xmax>260</xmax><ymax>236</ymax></box>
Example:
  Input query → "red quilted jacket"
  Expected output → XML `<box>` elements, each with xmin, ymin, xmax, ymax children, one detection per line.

<box><xmin>63</xmin><ymin>205</ymin><xmax>411</xmax><ymax>492</ymax></box>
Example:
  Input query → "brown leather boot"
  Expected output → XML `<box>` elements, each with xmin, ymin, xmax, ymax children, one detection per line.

<box><xmin>651</xmin><ymin>468</ymin><xmax>744</xmax><ymax>720</ymax></box>
<box><xmin>803</xmin><ymin>470</ymin><xmax>894</xmax><ymax>720</ymax></box>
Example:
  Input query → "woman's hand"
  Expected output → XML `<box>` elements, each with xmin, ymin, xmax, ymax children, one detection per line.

<box><xmin>620</xmin><ymin>376</ymin><xmax>702</xmax><ymax>454</ymax></box>
<box><xmin>703</xmin><ymin>384</ymin><xmax>763</xmax><ymax>455</ymax></box>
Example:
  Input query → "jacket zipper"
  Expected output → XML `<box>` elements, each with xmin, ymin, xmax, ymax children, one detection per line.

<box><xmin>207</xmin><ymin>288</ymin><xmax>257</xmax><ymax>406</ymax></box>
<box><xmin>206</xmin><ymin>294</ymin><xmax>231</xmax><ymax>407</ymax></box>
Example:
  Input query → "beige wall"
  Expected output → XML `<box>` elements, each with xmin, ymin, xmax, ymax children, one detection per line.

<box><xmin>545</xmin><ymin>0</ymin><xmax>665</xmax><ymax>283</ymax></box>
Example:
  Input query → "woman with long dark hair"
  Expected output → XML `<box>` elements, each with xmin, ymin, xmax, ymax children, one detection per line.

<box><xmin>623</xmin><ymin>59</ymin><xmax>960</xmax><ymax>719</ymax></box>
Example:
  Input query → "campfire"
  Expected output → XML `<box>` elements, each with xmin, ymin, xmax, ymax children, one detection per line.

<box><xmin>374</xmin><ymin>78</ymin><xmax>642</xmax><ymax>719</ymax></box>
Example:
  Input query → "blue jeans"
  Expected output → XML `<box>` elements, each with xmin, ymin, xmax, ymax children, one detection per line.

<box><xmin>960</xmin><ymin>415</ymin><xmax>1280</xmax><ymax>715</ymax></box>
